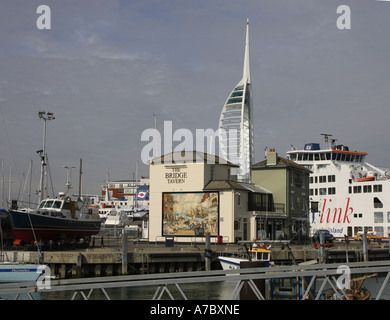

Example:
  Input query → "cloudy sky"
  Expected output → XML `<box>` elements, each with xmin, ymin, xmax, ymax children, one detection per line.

<box><xmin>1</xmin><ymin>0</ymin><xmax>390</xmax><ymax>199</ymax></box>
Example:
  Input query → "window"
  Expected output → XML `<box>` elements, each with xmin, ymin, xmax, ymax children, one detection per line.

<box><xmin>328</xmin><ymin>175</ymin><xmax>336</xmax><ymax>182</ymax></box>
<box><xmin>295</xmin><ymin>173</ymin><xmax>302</xmax><ymax>188</ymax></box>
<box><xmin>374</xmin><ymin>212</ymin><xmax>383</xmax><ymax>223</ymax></box>
<box><xmin>227</xmin><ymin>97</ymin><xmax>242</xmax><ymax>104</ymax></box>
<box><xmin>363</xmin><ymin>185</ymin><xmax>372</xmax><ymax>193</ymax></box>
<box><xmin>353</xmin><ymin>186</ymin><xmax>362</xmax><ymax>193</ymax></box>
<box><xmin>374</xmin><ymin>184</ymin><xmax>383</xmax><ymax>192</ymax></box>
<box><xmin>328</xmin><ymin>187</ymin><xmax>336</xmax><ymax>195</ymax></box>
<box><xmin>375</xmin><ymin>226</ymin><xmax>384</xmax><ymax>237</ymax></box>
<box><xmin>53</xmin><ymin>201</ymin><xmax>62</xmax><ymax>208</ymax></box>
<box><xmin>374</xmin><ymin>197</ymin><xmax>383</xmax><ymax>208</ymax></box>
<box><xmin>387</xmin><ymin>212</ymin><xmax>390</xmax><ymax>223</ymax></box>
<box><xmin>210</xmin><ymin>165</ymin><xmax>214</xmax><ymax>180</ymax></box>
<box><xmin>231</xmin><ymin>91</ymin><xmax>243</xmax><ymax>97</ymax></box>
<box><xmin>319</xmin><ymin>188</ymin><xmax>327</xmax><ymax>195</ymax></box>
<box><xmin>354</xmin><ymin>226</ymin><xmax>363</xmax><ymax>236</ymax></box>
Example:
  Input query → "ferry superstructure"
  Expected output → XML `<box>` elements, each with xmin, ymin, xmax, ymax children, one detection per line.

<box><xmin>286</xmin><ymin>134</ymin><xmax>390</xmax><ymax>239</ymax></box>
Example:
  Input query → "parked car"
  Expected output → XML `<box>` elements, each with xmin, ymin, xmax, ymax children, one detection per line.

<box><xmin>312</xmin><ymin>229</ymin><xmax>334</xmax><ymax>244</ymax></box>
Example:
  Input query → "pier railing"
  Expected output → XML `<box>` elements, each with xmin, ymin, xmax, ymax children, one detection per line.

<box><xmin>1</xmin><ymin>260</ymin><xmax>390</xmax><ymax>300</ymax></box>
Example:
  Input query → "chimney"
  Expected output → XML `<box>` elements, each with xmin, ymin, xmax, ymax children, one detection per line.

<box><xmin>266</xmin><ymin>148</ymin><xmax>278</xmax><ymax>166</ymax></box>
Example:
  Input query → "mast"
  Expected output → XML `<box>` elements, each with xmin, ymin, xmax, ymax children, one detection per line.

<box><xmin>37</xmin><ymin>111</ymin><xmax>55</xmax><ymax>202</ymax></box>
<box><xmin>78</xmin><ymin>158</ymin><xmax>82</xmax><ymax>200</ymax></box>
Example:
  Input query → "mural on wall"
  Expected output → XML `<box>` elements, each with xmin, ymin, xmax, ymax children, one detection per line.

<box><xmin>162</xmin><ymin>192</ymin><xmax>219</xmax><ymax>236</ymax></box>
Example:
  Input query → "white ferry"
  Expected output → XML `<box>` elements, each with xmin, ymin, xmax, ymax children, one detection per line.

<box><xmin>287</xmin><ymin>134</ymin><xmax>390</xmax><ymax>240</ymax></box>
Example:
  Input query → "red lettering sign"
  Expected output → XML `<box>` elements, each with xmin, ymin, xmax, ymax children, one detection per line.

<box><xmin>320</xmin><ymin>198</ymin><xmax>353</xmax><ymax>224</ymax></box>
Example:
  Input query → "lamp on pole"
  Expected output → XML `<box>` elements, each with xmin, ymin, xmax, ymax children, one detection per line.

<box><xmin>63</xmin><ymin>165</ymin><xmax>76</xmax><ymax>197</ymax></box>
<box><xmin>37</xmin><ymin>111</ymin><xmax>55</xmax><ymax>202</ymax></box>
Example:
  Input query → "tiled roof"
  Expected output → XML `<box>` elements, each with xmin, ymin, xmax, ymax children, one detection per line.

<box><xmin>151</xmin><ymin>151</ymin><xmax>239</xmax><ymax>167</ymax></box>
<box><xmin>204</xmin><ymin>180</ymin><xmax>272</xmax><ymax>194</ymax></box>
<box><xmin>252</xmin><ymin>156</ymin><xmax>312</xmax><ymax>173</ymax></box>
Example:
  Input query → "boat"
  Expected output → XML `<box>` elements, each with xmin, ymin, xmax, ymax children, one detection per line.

<box><xmin>218</xmin><ymin>243</ymin><xmax>272</xmax><ymax>270</ymax></box>
<box><xmin>9</xmin><ymin>194</ymin><xmax>101</xmax><ymax>245</ymax></box>
<box><xmin>7</xmin><ymin>114</ymin><xmax>101</xmax><ymax>245</ymax></box>
<box><xmin>315</xmin><ymin>273</ymin><xmax>377</xmax><ymax>300</ymax></box>
<box><xmin>269</xmin><ymin>274</ymin><xmax>375</xmax><ymax>300</ymax></box>
<box><xmin>0</xmin><ymin>263</ymin><xmax>47</xmax><ymax>283</ymax></box>
<box><xmin>104</xmin><ymin>210</ymin><xmax>131</xmax><ymax>227</ymax></box>
<box><xmin>356</xmin><ymin>176</ymin><xmax>376</xmax><ymax>182</ymax></box>
<box><xmin>98</xmin><ymin>183</ymin><xmax>149</xmax><ymax>225</ymax></box>
<box><xmin>287</xmin><ymin>134</ymin><xmax>390</xmax><ymax>240</ymax></box>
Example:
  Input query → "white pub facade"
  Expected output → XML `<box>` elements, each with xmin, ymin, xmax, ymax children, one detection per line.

<box><xmin>148</xmin><ymin>151</ymin><xmax>278</xmax><ymax>243</ymax></box>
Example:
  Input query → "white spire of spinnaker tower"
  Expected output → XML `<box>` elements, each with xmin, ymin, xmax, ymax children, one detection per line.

<box><xmin>218</xmin><ymin>19</ymin><xmax>254</xmax><ymax>182</ymax></box>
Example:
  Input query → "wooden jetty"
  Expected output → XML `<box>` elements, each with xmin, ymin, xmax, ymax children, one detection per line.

<box><xmin>2</xmin><ymin>239</ymin><xmax>390</xmax><ymax>279</ymax></box>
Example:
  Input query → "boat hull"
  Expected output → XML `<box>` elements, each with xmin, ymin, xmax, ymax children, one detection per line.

<box><xmin>0</xmin><ymin>264</ymin><xmax>46</xmax><ymax>283</ymax></box>
<box><xmin>218</xmin><ymin>257</ymin><xmax>245</xmax><ymax>270</ymax></box>
<box><xmin>9</xmin><ymin>210</ymin><xmax>101</xmax><ymax>243</ymax></box>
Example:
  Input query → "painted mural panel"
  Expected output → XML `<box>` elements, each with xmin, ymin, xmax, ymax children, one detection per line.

<box><xmin>162</xmin><ymin>192</ymin><xmax>219</xmax><ymax>236</ymax></box>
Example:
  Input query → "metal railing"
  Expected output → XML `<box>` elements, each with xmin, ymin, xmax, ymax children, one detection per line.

<box><xmin>1</xmin><ymin>260</ymin><xmax>390</xmax><ymax>300</ymax></box>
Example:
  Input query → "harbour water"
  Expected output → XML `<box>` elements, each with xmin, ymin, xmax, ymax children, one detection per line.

<box><xmin>7</xmin><ymin>276</ymin><xmax>389</xmax><ymax>300</ymax></box>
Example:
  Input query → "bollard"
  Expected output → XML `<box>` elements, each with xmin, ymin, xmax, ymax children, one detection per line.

<box><xmin>319</xmin><ymin>232</ymin><xmax>326</xmax><ymax>263</ymax></box>
<box><xmin>122</xmin><ymin>229</ymin><xmax>128</xmax><ymax>275</ymax></box>
<box><xmin>362</xmin><ymin>231</ymin><xmax>368</xmax><ymax>262</ymax></box>
<box><xmin>205</xmin><ymin>232</ymin><xmax>211</xmax><ymax>271</ymax></box>
<box><xmin>76</xmin><ymin>253</ymin><xmax>83</xmax><ymax>277</ymax></box>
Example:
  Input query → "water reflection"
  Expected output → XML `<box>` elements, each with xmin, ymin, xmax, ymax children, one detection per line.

<box><xmin>25</xmin><ymin>276</ymin><xmax>390</xmax><ymax>300</ymax></box>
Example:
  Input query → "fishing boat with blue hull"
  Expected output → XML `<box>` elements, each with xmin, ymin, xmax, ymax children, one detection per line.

<box><xmin>0</xmin><ymin>263</ymin><xmax>46</xmax><ymax>283</ymax></box>
<box><xmin>9</xmin><ymin>195</ymin><xmax>101</xmax><ymax>245</ymax></box>
<box><xmin>0</xmin><ymin>209</ymin><xmax>8</xmax><ymax>219</ymax></box>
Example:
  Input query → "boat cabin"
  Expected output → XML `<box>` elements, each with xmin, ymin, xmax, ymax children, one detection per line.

<box><xmin>248</xmin><ymin>246</ymin><xmax>271</xmax><ymax>262</ymax></box>
<box><xmin>287</xmin><ymin>143</ymin><xmax>367</xmax><ymax>164</ymax></box>
<box><xmin>36</xmin><ymin>196</ymin><xmax>78</xmax><ymax>219</ymax></box>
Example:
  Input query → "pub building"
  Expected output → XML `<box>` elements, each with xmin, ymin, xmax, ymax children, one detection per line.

<box><xmin>148</xmin><ymin>150</ymin><xmax>311</xmax><ymax>243</ymax></box>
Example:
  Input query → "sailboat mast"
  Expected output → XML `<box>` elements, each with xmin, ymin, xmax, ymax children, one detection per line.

<box><xmin>78</xmin><ymin>158</ymin><xmax>82</xmax><ymax>200</ymax></box>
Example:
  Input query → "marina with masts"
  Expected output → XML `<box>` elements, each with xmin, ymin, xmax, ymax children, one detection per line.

<box><xmin>1</xmin><ymin>18</ymin><xmax>390</xmax><ymax>302</ymax></box>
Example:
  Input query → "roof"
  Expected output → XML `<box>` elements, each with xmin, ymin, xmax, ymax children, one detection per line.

<box><xmin>151</xmin><ymin>151</ymin><xmax>239</xmax><ymax>167</ymax></box>
<box><xmin>252</xmin><ymin>156</ymin><xmax>312</xmax><ymax>173</ymax></box>
<box><xmin>203</xmin><ymin>180</ymin><xmax>272</xmax><ymax>194</ymax></box>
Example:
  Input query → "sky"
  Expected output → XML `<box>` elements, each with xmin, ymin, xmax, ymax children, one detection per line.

<box><xmin>1</xmin><ymin>0</ymin><xmax>390</xmax><ymax>201</ymax></box>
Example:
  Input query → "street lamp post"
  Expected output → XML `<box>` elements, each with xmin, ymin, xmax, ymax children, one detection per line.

<box><xmin>63</xmin><ymin>165</ymin><xmax>76</xmax><ymax>197</ymax></box>
<box><xmin>37</xmin><ymin>111</ymin><xmax>55</xmax><ymax>202</ymax></box>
